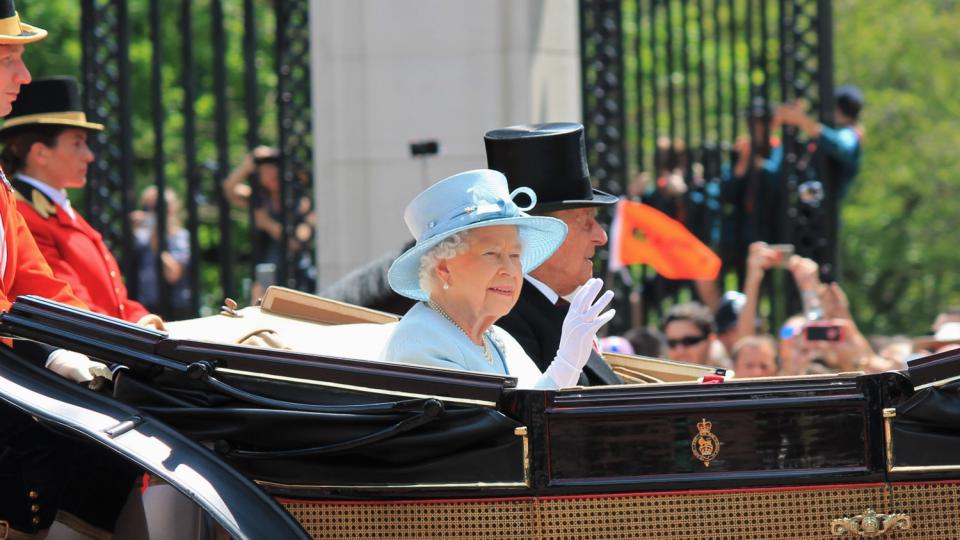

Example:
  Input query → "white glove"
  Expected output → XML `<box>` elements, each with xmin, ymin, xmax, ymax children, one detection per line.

<box><xmin>45</xmin><ymin>349</ymin><xmax>112</xmax><ymax>384</ymax></box>
<box><xmin>544</xmin><ymin>278</ymin><xmax>615</xmax><ymax>388</ymax></box>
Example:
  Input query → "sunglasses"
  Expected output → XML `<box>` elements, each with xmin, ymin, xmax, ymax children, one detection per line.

<box><xmin>667</xmin><ymin>334</ymin><xmax>707</xmax><ymax>349</ymax></box>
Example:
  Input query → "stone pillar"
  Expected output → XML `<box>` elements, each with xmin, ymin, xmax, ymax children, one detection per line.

<box><xmin>310</xmin><ymin>0</ymin><xmax>581</xmax><ymax>290</ymax></box>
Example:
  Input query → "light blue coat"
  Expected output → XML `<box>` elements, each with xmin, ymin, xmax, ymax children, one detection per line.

<box><xmin>379</xmin><ymin>302</ymin><xmax>557</xmax><ymax>389</ymax></box>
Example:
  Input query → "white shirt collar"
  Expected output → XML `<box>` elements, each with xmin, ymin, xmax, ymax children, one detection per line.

<box><xmin>17</xmin><ymin>173</ymin><xmax>75</xmax><ymax>220</ymax></box>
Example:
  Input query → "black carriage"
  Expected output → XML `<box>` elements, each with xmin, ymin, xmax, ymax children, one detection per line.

<box><xmin>0</xmin><ymin>294</ymin><xmax>957</xmax><ymax>539</ymax></box>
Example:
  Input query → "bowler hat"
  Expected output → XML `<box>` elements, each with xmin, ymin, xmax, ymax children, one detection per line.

<box><xmin>484</xmin><ymin>122</ymin><xmax>618</xmax><ymax>213</ymax></box>
<box><xmin>388</xmin><ymin>169</ymin><xmax>567</xmax><ymax>301</ymax></box>
<box><xmin>0</xmin><ymin>77</ymin><xmax>104</xmax><ymax>139</ymax></box>
<box><xmin>0</xmin><ymin>0</ymin><xmax>46</xmax><ymax>44</ymax></box>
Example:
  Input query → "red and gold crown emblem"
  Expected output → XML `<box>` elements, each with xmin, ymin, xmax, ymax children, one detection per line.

<box><xmin>691</xmin><ymin>417</ymin><xmax>720</xmax><ymax>467</ymax></box>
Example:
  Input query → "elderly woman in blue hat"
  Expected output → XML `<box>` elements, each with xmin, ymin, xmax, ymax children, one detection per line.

<box><xmin>381</xmin><ymin>169</ymin><xmax>615</xmax><ymax>389</ymax></box>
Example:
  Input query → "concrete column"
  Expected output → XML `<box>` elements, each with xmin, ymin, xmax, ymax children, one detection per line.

<box><xmin>311</xmin><ymin>0</ymin><xmax>581</xmax><ymax>290</ymax></box>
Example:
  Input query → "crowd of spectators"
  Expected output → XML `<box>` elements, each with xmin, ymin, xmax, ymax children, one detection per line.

<box><xmin>599</xmin><ymin>85</ymin><xmax>890</xmax><ymax>380</ymax></box>
<box><xmin>602</xmin><ymin>239</ymin><xmax>957</xmax><ymax>380</ymax></box>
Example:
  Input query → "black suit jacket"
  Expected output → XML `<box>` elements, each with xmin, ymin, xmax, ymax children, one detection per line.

<box><xmin>497</xmin><ymin>281</ymin><xmax>622</xmax><ymax>386</ymax></box>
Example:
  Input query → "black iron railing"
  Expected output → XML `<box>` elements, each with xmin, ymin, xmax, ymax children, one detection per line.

<box><xmin>580</xmin><ymin>0</ymin><xmax>836</xmax><ymax>332</ymax></box>
<box><xmin>80</xmin><ymin>0</ymin><xmax>315</xmax><ymax>319</ymax></box>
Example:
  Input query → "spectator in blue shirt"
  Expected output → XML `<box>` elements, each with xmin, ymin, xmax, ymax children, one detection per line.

<box><xmin>774</xmin><ymin>85</ymin><xmax>864</xmax><ymax>200</ymax></box>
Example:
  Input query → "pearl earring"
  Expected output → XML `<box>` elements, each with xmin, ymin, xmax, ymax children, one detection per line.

<box><xmin>443</xmin><ymin>282</ymin><xmax>449</xmax><ymax>290</ymax></box>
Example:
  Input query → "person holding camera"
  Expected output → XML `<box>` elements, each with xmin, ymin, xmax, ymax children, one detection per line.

<box><xmin>224</xmin><ymin>145</ymin><xmax>315</xmax><ymax>301</ymax></box>
<box><xmin>735</xmin><ymin>241</ymin><xmax>881</xmax><ymax>376</ymax></box>
<box><xmin>224</xmin><ymin>145</ymin><xmax>285</xmax><ymax>268</ymax></box>
<box><xmin>775</xmin><ymin>85</ymin><xmax>864</xmax><ymax>201</ymax></box>
<box><xmin>132</xmin><ymin>185</ymin><xmax>192</xmax><ymax>319</ymax></box>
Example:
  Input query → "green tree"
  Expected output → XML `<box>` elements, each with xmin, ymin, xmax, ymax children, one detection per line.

<box><xmin>835</xmin><ymin>0</ymin><xmax>960</xmax><ymax>335</ymax></box>
<box><xmin>18</xmin><ymin>1</ymin><xmax>281</xmax><ymax>312</ymax></box>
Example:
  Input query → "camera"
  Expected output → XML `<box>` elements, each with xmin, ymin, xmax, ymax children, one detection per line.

<box><xmin>768</xmin><ymin>244</ymin><xmax>794</xmax><ymax>268</ymax></box>
<box><xmin>253</xmin><ymin>153</ymin><xmax>279</xmax><ymax>166</ymax></box>
<box><xmin>409</xmin><ymin>140</ymin><xmax>440</xmax><ymax>157</ymax></box>
<box><xmin>804</xmin><ymin>321</ymin><xmax>844</xmax><ymax>342</ymax></box>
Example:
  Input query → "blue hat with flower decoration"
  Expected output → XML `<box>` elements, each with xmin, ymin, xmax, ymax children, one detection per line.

<box><xmin>388</xmin><ymin>169</ymin><xmax>568</xmax><ymax>301</ymax></box>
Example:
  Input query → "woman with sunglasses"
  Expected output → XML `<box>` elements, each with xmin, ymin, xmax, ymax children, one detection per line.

<box><xmin>662</xmin><ymin>302</ymin><xmax>724</xmax><ymax>366</ymax></box>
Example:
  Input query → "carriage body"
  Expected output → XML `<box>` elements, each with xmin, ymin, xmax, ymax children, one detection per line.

<box><xmin>1</xmin><ymin>295</ymin><xmax>958</xmax><ymax>538</ymax></box>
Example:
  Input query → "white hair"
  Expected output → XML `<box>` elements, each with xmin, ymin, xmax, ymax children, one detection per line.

<box><xmin>418</xmin><ymin>231</ymin><xmax>471</xmax><ymax>296</ymax></box>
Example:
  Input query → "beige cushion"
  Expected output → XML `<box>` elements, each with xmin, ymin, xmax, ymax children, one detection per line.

<box><xmin>164</xmin><ymin>307</ymin><xmax>397</xmax><ymax>361</ymax></box>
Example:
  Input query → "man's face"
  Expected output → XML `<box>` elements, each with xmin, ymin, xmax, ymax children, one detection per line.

<box><xmin>734</xmin><ymin>344</ymin><xmax>778</xmax><ymax>378</ymax></box>
<box><xmin>0</xmin><ymin>45</ymin><xmax>30</xmax><ymax>116</ymax></box>
<box><xmin>664</xmin><ymin>319</ymin><xmax>713</xmax><ymax>365</ymax></box>
<box><xmin>530</xmin><ymin>207</ymin><xmax>607</xmax><ymax>295</ymax></box>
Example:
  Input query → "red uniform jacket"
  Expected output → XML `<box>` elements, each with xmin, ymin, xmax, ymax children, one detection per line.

<box><xmin>0</xmin><ymin>171</ymin><xmax>85</xmax><ymax>313</ymax></box>
<box><xmin>12</xmin><ymin>178</ymin><xmax>146</xmax><ymax>322</ymax></box>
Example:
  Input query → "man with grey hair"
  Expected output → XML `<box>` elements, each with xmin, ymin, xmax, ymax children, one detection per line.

<box><xmin>484</xmin><ymin>122</ymin><xmax>622</xmax><ymax>386</ymax></box>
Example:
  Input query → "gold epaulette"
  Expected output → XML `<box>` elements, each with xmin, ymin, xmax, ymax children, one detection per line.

<box><xmin>14</xmin><ymin>187</ymin><xmax>57</xmax><ymax>219</ymax></box>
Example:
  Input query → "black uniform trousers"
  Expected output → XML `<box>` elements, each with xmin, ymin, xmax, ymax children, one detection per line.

<box><xmin>0</xmin><ymin>343</ymin><xmax>138</xmax><ymax>537</ymax></box>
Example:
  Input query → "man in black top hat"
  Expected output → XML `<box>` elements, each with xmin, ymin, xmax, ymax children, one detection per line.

<box><xmin>485</xmin><ymin>122</ymin><xmax>621</xmax><ymax>386</ymax></box>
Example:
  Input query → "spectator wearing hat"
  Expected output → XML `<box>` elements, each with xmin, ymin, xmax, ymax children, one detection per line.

<box><xmin>224</xmin><ymin>145</ymin><xmax>314</xmax><ymax>301</ymax></box>
<box><xmin>715</xmin><ymin>291</ymin><xmax>750</xmax><ymax>357</ymax></box>
<box><xmin>484</xmin><ymin>122</ymin><xmax>622</xmax><ymax>386</ymax></box>
<box><xmin>932</xmin><ymin>307</ymin><xmax>960</xmax><ymax>335</ymax></box>
<box><xmin>0</xmin><ymin>76</ymin><xmax>163</xmax><ymax>326</ymax></box>
<box><xmin>0</xmin><ymin>4</ymin><xmax>137</xmax><ymax>537</ymax></box>
<box><xmin>717</xmin><ymin>98</ymin><xmax>786</xmax><ymax>274</ymax></box>
<box><xmin>224</xmin><ymin>145</ymin><xmax>284</xmax><ymax>267</ymax></box>
<box><xmin>914</xmin><ymin>322</ymin><xmax>960</xmax><ymax>356</ymax></box>
<box><xmin>776</xmin><ymin>85</ymin><xmax>864</xmax><ymax>200</ymax></box>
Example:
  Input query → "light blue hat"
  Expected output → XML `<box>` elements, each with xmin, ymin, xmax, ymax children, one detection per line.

<box><xmin>388</xmin><ymin>169</ymin><xmax>568</xmax><ymax>301</ymax></box>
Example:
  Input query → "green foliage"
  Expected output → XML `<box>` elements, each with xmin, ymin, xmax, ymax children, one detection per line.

<box><xmin>620</xmin><ymin>0</ymin><xmax>960</xmax><ymax>336</ymax></box>
<box><xmin>18</xmin><ymin>0</ymin><xmax>280</xmax><ymax>312</ymax></box>
<box><xmin>835</xmin><ymin>0</ymin><xmax>960</xmax><ymax>335</ymax></box>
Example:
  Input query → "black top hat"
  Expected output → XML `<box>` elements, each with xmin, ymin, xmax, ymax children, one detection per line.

<box><xmin>0</xmin><ymin>77</ymin><xmax>103</xmax><ymax>139</ymax></box>
<box><xmin>0</xmin><ymin>0</ymin><xmax>46</xmax><ymax>44</ymax></box>
<box><xmin>484</xmin><ymin>122</ymin><xmax>617</xmax><ymax>213</ymax></box>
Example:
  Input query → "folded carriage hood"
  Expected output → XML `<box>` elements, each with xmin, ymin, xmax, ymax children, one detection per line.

<box><xmin>0</xmin><ymin>346</ymin><xmax>310</xmax><ymax>540</ymax></box>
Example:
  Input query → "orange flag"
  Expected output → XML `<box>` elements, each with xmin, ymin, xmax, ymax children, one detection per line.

<box><xmin>609</xmin><ymin>199</ymin><xmax>721</xmax><ymax>280</ymax></box>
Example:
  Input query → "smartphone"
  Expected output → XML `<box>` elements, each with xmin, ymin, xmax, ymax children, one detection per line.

<box><xmin>768</xmin><ymin>244</ymin><xmax>795</xmax><ymax>267</ymax></box>
<box><xmin>804</xmin><ymin>321</ymin><xmax>844</xmax><ymax>342</ymax></box>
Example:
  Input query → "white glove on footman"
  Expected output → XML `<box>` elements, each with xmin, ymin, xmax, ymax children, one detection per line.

<box><xmin>45</xmin><ymin>349</ymin><xmax>112</xmax><ymax>384</ymax></box>
<box><xmin>544</xmin><ymin>278</ymin><xmax>616</xmax><ymax>388</ymax></box>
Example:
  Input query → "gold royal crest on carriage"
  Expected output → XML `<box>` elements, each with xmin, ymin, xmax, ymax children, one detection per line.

<box><xmin>691</xmin><ymin>417</ymin><xmax>720</xmax><ymax>467</ymax></box>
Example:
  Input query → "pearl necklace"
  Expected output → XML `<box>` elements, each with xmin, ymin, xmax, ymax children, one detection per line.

<box><xmin>427</xmin><ymin>301</ymin><xmax>502</xmax><ymax>365</ymax></box>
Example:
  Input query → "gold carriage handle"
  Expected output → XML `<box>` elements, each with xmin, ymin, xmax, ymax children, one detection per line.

<box><xmin>831</xmin><ymin>509</ymin><xmax>911</xmax><ymax>537</ymax></box>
